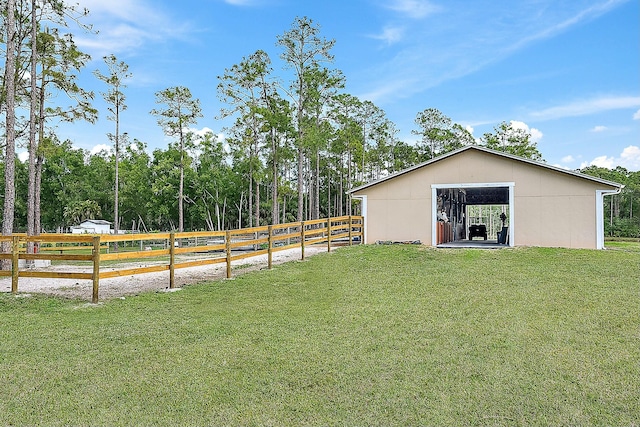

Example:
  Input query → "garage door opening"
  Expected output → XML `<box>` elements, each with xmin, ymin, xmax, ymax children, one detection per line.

<box><xmin>431</xmin><ymin>183</ymin><xmax>514</xmax><ymax>247</ymax></box>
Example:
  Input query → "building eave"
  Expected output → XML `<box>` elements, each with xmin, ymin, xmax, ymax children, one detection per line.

<box><xmin>348</xmin><ymin>145</ymin><xmax>623</xmax><ymax>194</ymax></box>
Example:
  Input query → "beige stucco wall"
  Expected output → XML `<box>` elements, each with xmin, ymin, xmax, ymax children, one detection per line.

<box><xmin>353</xmin><ymin>149</ymin><xmax>618</xmax><ymax>249</ymax></box>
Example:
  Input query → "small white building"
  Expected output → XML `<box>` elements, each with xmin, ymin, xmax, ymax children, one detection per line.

<box><xmin>71</xmin><ymin>219</ymin><xmax>113</xmax><ymax>234</ymax></box>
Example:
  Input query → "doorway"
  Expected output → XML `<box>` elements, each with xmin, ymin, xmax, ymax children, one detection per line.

<box><xmin>431</xmin><ymin>182</ymin><xmax>514</xmax><ymax>247</ymax></box>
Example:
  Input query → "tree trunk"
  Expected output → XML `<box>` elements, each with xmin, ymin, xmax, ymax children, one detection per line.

<box><xmin>347</xmin><ymin>149</ymin><xmax>352</xmax><ymax>216</ymax></box>
<box><xmin>297</xmin><ymin>146</ymin><xmax>304</xmax><ymax>222</ymax></box>
<box><xmin>178</xmin><ymin>127</ymin><xmax>184</xmax><ymax>233</ymax></box>
<box><xmin>610</xmin><ymin>196</ymin><xmax>615</xmax><ymax>233</ymax></box>
<box><xmin>248</xmin><ymin>170</ymin><xmax>253</xmax><ymax>228</ymax></box>
<box><xmin>327</xmin><ymin>168</ymin><xmax>331</xmax><ymax>217</ymax></box>
<box><xmin>114</xmin><ymin>146</ymin><xmax>119</xmax><ymax>232</ymax></box>
<box><xmin>282</xmin><ymin>195</ymin><xmax>286</xmax><ymax>224</ymax></box>
<box><xmin>309</xmin><ymin>157</ymin><xmax>315</xmax><ymax>220</ymax></box>
<box><xmin>306</xmin><ymin>157</ymin><xmax>311</xmax><ymax>221</ymax></box>
<box><xmin>339</xmin><ymin>154</ymin><xmax>344</xmax><ymax>216</ymax></box>
<box><xmin>27</xmin><ymin>0</ymin><xmax>37</xmax><ymax>246</ymax></box>
<box><xmin>215</xmin><ymin>188</ymin><xmax>221</xmax><ymax>231</ymax></box>
<box><xmin>237</xmin><ymin>192</ymin><xmax>244</xmax><ymax>229</ymax></box>
<box><xmin>314</xmin><ymin>149</ymin><xmax>320</xmax><ymax>220</ymax></box>
<box><xmin>35</xmin><ymin>58</ymin><xmax>48</xmax><ymax>237</ymax></box>
<box><xmin>255</xmin><ymin>179</ymin><xmax>260</xmax><ymax>227</ymax></box>
<box><xmin>271</xmin><ymin>130</ymin><xmax>279</xmax><ymax>225</ymax></box>
<box><xmin>114</xmin><ymin>103</ymin><xmax>120</xmax><ymax>239</ymax></box>
<box><xmin>35</xmin><ymin>155</ymin><xmax>43</xmax><ymax>233</ymax></box>
<box><xmin>2</xmin><ymin>0</ymin><xmax>17</xmax><ymax>269</ymax></box>
<box><xmin>362</xmin><ymin>125</ymin><xmax>366</xmax><ymax>182</ymax></box>
<box><xmin>222</xmin><ymin>197</ymin><xmax>227</xmax><ymax>231</ymax></box>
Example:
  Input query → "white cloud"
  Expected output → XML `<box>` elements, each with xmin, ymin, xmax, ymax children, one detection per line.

<box><xmin>633</xmin><ymin>109</ymin><xmax>640</xmax><ymax>120</ymax></box>
<box><xmin>385</xmin><ymin>0</ymin><xmax>441</xmax><ymax>19</ymax></box>
<box><xmin>580</xmin><ymin>145</ymin><xmax>640</xmax><ymax>171</ymax></box>
<box><xmin>561</xmin><ymin>155</ymin><xmax>575</xmax><ymax>163</ymax></box>
<box><xmin>18</xmin><ymin>151</ymin><xmax>29</xmax><ymax>162</ymax></box>
<box><xmin>366</xmin><ymin>1</ymin><xmax>630</xmax><ymax>105</ymax></box>
<box><xmin>224</xmin><ymin>0</ymin><xmax>263</xmax><ymax>5</ymax></box>
<box><xmin>359</xmin><ymin>77</ymin><xmax>420</xmax><ymax>103</ymax></box>
<box><xmin>530</xmin><ymin>128</ymin><xmax>543</xmax><ymax>142</ymax></box>
<box><xmin>85</xmin><ymin>0</ymin><xmax>165</xmax><ymax>24</ymax></box>
<box><xmin>503</xmin><ymin>0</ymin><xmax>627</xmax><ymax>55</ymax></box>
<box><xmin>188</xmin><ymin>126</ymin><xmax>216</xmax><ymax>138</ymax></box>
<box><xmin>590</xmin><ymin>125</ymin><xmax>608</xmax><ymax>132</ymax></box>
<box><xmin>620</xmin><ymin>145</ymin><xmax>640</xmax><ymax>169</ymax></box>
<box><xmin>90</xmin><ymin>144</ymin><xmax>111</xmax><ymax>155</ymax></box>
<box><xmin>530</xmin><ymin>96</ymin><xmax>640</xmax><ymax>121</ymax></box>
<box><xmin>581</xmin><ymin>155</ymin><xmax>615</xmax><ymax>169</ymax></box>
<box><xmin>370</xmin><ymin>26</ymin><xmax>405</xmax><ymax>45</ymax></box>
<box><xmin>74</xmin><ymin>0</ymin><xmax>193</xmax><ymax>58</ymax></box>
<box><xmin>185</xmin><ymin>128</ymin><xmax>229</xmax><ymax>155</ymax></box>
<box><xmin>462</xmin><ymin>125</ymin><xmax>482</xmax><ymax>144</ymax></box>
<box><xmin>509</xmin><ymin>120</ymin><xmax>543</xmax><ymax>142</ymax></box>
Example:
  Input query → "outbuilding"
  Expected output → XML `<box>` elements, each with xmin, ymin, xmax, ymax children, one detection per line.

<box><xmin>71</xmin><ymin>219</ymin><xmax>113</xmax><ymax>234</ymax></box>
<box><xmin>349</xmin><ymin>145</ymin><xmax>622</xmax><ymax>249</ymax></box>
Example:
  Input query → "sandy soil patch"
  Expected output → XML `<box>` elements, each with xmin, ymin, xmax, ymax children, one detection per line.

<box><xmin>0</xmin><ymin>246</ymin><xmax>327</xmax><ymax>301</ymax></box>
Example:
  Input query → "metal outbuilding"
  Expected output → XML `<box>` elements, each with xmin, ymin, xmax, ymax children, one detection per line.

<box><xmin>349</xmin><ymin>145</ymin><xmax>622</xmax><ymax>249</ymax></box>
<box><xmin>70</xmin><ymin>219</ymin><xmax>113</xmax><ymax>234</ymax></box>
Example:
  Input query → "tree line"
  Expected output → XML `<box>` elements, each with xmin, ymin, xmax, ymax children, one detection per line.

<box><xmin>2</xmin><ymin>3</ymin><xmax>638</xmax><ymax>240</ymax></box>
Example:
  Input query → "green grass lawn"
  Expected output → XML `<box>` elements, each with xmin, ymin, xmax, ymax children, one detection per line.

<box><xmin>605</xmin><ymin>238</ymin><xmax>640</xmax><ymax>252</ymax></box>
<box><xmin>1</xmin><ymin>245</ymin><xmax>638</xmax><ymax>426</ymax></box>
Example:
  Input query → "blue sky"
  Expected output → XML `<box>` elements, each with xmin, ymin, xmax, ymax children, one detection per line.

<box><xmin>45</xmin><ymin>0</ymin><xmax>640</xmax><ymax>171</ymax></box>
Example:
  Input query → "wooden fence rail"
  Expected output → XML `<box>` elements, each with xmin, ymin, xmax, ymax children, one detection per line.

<box><xmin>0</xmin><ymin>216</ymin><xmax>364</xmax><ymax>303</ymax></box>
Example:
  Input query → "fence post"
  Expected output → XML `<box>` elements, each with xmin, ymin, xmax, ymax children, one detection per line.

<box><xmin>327</xmin><ymin>217</ymin><xmax>332</xmax><ymax>252</ymax></box>
<box><xmin>348</xmin><ymin>216</ymin><xmax>353</xmax><ymax>246</ymax></box>
<box><xmin>92</xmin><ymin>236</ymin><xmax>100</xmax><ymax>304</ymax></box>
<box><xmin>11</xmin><ymin>236</ymin><xmax>19</xmax><ymax>294</ymax></box>
<box><xmin>225</xmin><ymin>230</ymin><xmax>232</xmax><ymax>279</ymax></box>
<box><xmin>300</xmin><ymin>221</ymin><xmax>305</xmax><ymax>261</ymax></box>
<box><xmin>169</xmin><ymin>232</ymin><xmax>176</xmax><ymax>289</ymax></box>
<box><xmin>267</xmin><ymin>225</ymin><xmax>273</xmax><ymax>269</ymax></box>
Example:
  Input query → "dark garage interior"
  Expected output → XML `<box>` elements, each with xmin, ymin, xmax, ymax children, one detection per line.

<box><xmin>435</xmin><ymin>186</ymin><xmax>510</xmax><ymax>247</ymax></box>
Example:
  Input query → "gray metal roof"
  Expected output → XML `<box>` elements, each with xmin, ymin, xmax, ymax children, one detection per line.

<box><xmin>80</xmin><ymin>219</ymin><xmax>112</xmax><ymax>225</ymax></box>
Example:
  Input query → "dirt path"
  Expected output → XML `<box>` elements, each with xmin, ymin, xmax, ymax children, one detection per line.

<box><xmin>0</xmin><ymin>246</ymin><xmax>327</xmax><ymax>301</ymax></box>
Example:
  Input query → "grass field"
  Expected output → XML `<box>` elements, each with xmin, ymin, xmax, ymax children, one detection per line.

<box><xmin>0</xmin><ymin>244</ymin><xmax>638</xmax><ymax>426</ymax></box>
<box><xmin>605</xmin><ymin>238</ymin><xmax>640</xmax><ymax>252</ymax></box>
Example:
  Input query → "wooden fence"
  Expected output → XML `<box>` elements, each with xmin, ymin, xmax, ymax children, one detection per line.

<box><xmin>0</xmin><ymin>216</ymin><xmax>363</xmax><ymax>303</ymax></box>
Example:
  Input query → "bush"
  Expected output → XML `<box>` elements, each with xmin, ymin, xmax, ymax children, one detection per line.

<box><xmin>606</xmin><ymin>217</ymin><xmax>640</xmax><ymax>238</ymax></box>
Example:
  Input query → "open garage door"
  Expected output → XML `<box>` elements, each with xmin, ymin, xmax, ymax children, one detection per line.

<box><xmin>431</xmin><ymin>182</ymin><xmax>514</xmax><ymax>247</ymax></box>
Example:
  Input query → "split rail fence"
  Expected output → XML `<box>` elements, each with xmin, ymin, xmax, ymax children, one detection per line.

<box><xmin>0</xmin><ymin>215</ymin><xmax>363</xmax><ymax>303</ymax></box>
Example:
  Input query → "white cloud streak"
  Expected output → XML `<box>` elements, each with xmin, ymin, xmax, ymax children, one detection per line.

<box><xmin>224</xmin><ymin>0</ymin><xmax>265</xmax><ymax>5</ymax></box>
<box><xmin>530</xmin><ymin>96</ymin><xmax>640</xmax><ymax>121</ymax></box>
<box><xmin>74</xmin><ymin>0</ymin><xmax>194</xmax><ymax>59</ymax></box>
<box><xmin>369</xmin><ymin>26</ymin><xmax>405</xmax><ymax>45</ymax></box>
<box><xmin>365</xmin><ymin>1</ymin><xmax>630</xmax><ymax>105</ymax></box>
<box><xmin>501</xmin><ymin>0</ymin><xmax>628</xmax><ymax>55</ymax></box>
<box><xmin>384</xmin><ymin>0</ymin><xmax>441</xmax><ymax>19</ymax></box>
